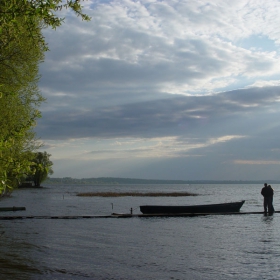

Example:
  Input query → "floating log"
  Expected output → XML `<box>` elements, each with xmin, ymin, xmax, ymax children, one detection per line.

<box><xmin>0</xmin><ymin>207</ymin><xmax>26</xmax><ymax>212</ymax></box>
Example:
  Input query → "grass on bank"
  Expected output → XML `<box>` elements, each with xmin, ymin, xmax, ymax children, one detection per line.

<box><xmin>76</xmin><ymin>192</ymin><xmax>198</xmax><ymax>197</ymax></box>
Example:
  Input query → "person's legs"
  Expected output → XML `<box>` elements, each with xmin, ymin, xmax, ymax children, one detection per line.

<box><xmin>264</xmin><ymin>197</ymin><xmax>268</xmax><ymax>212</ymax></box>
<box><xmin>268</xmin><ymin>197</ymin><xmax>274</xmax><ymax>213</ymax></box>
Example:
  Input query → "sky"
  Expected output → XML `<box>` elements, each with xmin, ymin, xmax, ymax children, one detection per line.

<box><xmin>36</xmin><ymin>0</ymin><xmax>280</xmax><ymax>180</ymax></box>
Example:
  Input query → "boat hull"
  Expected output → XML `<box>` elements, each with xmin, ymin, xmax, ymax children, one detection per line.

<box><xmin>140</xmin><ymin>200</ymin><xmax>245</xmax><ymax>214</ymax></box>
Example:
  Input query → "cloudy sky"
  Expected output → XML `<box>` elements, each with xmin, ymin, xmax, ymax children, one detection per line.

<box><xmin>36</xmin><ymin>0</ymin><xmax>280</xmax><ymax>180</ymax></box>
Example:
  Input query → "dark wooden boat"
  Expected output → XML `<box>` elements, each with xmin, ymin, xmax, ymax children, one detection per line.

<box><xmin>140</xmin><ymin>200</ymin><xmax>245</xmax><ymax>214</ymax></box>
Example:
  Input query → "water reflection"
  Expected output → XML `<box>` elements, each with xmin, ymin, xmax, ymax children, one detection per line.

<box><xmin>259</xmin><ymin>213</ymin><xmax>277</xmax><ymax>265</ymax></box>
<box><xmin>0</xmin><ymin>234</ymin><xmax>43</xmax><ymax>280</ymax></box>
<box><xmin>262</xmin><ymin>213</ymin><xmax>274</xmax><ymax>222</ymax></box>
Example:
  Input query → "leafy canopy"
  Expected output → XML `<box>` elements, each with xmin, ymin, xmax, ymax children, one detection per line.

<box><xmin>27</xmin><ymin>152</ymin><xmax>54</xmax><ymax>187</ymax></box>
<box><xmin>0</xmin><ymin>0</ymin><xmax>90</xmax><ymax>192</ymax></box>
<box><xmin>0</xmin><ymin>0</ymin><xmax>91</xmax><ymax>50</ymax></box>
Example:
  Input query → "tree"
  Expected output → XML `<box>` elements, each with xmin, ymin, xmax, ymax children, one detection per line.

<box><xmin>0</xmin><ymin>12</ymin><xmax>45</xmax><ymax>192</ymax></box>
<box><xmin>0</xmin><ymin>1</ymin><xmax>90</xmax><ymax>192</ymax></box>
<box><xmin>28</xmin><ymin>152</ymin><xmax>54</xmax><ymax>187</ymax></box>
<box><xmin>0</xmin><ymin>0</ymin><xmax>91</xmax><ymax>50</ymax></box>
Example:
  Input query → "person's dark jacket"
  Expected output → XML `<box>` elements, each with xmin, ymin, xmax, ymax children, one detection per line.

<box><xmin>261</xmin><ymin>186</ymin><xmax>273</xmax><ymax>197</ymax></box>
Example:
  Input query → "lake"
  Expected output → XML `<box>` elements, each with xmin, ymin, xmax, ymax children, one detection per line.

<box><xmin>0</xmin><ymin>183</ymin><xmax>279</xmax><ymax>279</ymax></box>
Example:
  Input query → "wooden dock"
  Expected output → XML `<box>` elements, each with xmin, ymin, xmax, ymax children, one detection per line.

<box><xmin>0</xmin><ymin>207</ymin><xmax>26</xmax><ymax>212</ymax></box>
<box><xmin>111</xmin><ymin>211</ymin><xmax>278</xmax><ymax>218</ymax></box>
<box><xmin>0</xmin><ymin>211</ymin><xmax>277</xmax><ymax>220</ymax></box>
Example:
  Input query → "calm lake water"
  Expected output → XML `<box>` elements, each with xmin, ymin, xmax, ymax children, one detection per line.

<box><xmin>0</xmin><ymin>183</ymin><xmax>279</xmax><ymax>279</ymax></box>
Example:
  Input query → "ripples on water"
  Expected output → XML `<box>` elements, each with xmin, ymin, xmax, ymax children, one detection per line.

<box><xmin>0</xmin><ymin>184</ymin><xmax>280</xmax><ymax>279</ymax></box>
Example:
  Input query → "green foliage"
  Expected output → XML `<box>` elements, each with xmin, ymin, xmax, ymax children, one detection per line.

<box><xmin>0</xmin><ymin>8</ymin><xmax>45</xmax><ymax>192</ymax></box>
<box><xmin>27</xmin><ymin>152</ymin><xmax>53</xmax><ymax>187</ymax></box>
<box><xmin>0</xmin><ymin>0</ymin><xmax>91</xmax><ymax>50</ymax></box>
<box><xmin>0</xmin><ymin>0</ymin><xmax>89</xmax><ymax>193</ymax></box>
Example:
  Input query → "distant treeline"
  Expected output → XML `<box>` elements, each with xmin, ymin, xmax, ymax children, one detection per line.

<box><xmin>44</xmin><ymin>177</ymin><xmax>280</xmax><ymax>185</ymax></box>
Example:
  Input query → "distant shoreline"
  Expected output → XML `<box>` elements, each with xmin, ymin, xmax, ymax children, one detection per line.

<box><xmin>45</xmin><ymin>177</ymin><xmax>280</xmax><ymax>185</ymax></box>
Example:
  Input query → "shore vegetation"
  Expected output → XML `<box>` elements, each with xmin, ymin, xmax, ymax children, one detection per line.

<box><xmin>0</xmin><ymin>0</ymin><xmax>89</xmax><ymax>193</ymax></box>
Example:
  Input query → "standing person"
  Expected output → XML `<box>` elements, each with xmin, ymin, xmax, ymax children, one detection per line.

<box><xmin>261</xmin><ymin>183</ymin><xmax>274</xmax><ymax>213</ymax></box>
<box><xmin>268</xmin><ymin>184</ymin><xmax>275</xmax><ymax>212</ymax></box>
